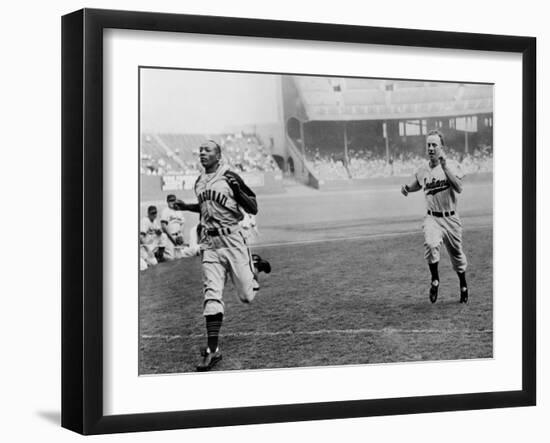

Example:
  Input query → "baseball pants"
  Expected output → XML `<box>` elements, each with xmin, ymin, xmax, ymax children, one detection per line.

<box><xmin>140</xmin><ymin>243</ymin><xmax>158</xmax><ymax>267</ymax></box>
<box><xmin>201</xmin><ymin>231</ymin><xmax>259</xmax><ymax>316</ymax></box>
<box><xmin>423</xmin><ymin>214</ymin><xmax>468</xmax><ymax>273</ymax></box>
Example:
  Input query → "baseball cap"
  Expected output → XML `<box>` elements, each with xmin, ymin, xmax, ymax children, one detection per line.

<box><xmin>147</xmin><ymin>205</ymin><xmax>157</xmax><ymax>214</ymax></box>
<box><xmin>166</xmin><ymin>194</ymin><xmax>177</xmax><ymax>202</ymax></box>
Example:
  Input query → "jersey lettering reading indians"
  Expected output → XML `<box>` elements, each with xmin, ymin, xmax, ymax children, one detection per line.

<box><xmin>415</xmin><ymin>160</ymin><xmax>465</xmax><ymax>212</ymax></box>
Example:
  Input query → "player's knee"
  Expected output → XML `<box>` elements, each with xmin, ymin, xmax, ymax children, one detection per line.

<box><xmin>203</xmin><ymin>300</ymin><xmax>224</xmax><ymax>316</ymax></box>
<box><xmin>241</xmin><ymin>291</ymin><xmax>255</xmax><ymax>304</ymax></box>
<box><xmin>427</xmin><ymin>258</ymin><xmax>440</xmax><ymax>267</ymax></box>
<box><xmin>454</xmin><ymin>258</ymin><xmax>468</xmax><ymax>273</ymax></box>
<box><xmin>425</xmin><ymin>241</ymin><xmax>439</xmax><ymax>253</ymax></box>
<box><xmin>239</xmin><ymin>286</ymin><xmax>258</xmax><ymax>304</ymax></box>
<box><xmin>425</xmin><ymin>248</ymin><xmax>440</xmax><ymax>263</ymax></box>
<box><xmin>453</xmin><ymin>264</ymin><xmax>467</xmax><ymax>273</ymax></box>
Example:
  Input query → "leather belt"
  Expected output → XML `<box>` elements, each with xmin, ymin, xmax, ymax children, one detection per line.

<box><xmin>427</xmin><ymin>210</ymin><xmax>455</xmax><ymax>217</ymax></box>
<box><xmin>205</xmin><ymin>227</ymin><xmax>236</xmax><ymax>237</ymax></box>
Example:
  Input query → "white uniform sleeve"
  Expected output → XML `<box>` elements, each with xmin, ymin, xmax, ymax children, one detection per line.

<box><xmin>140</xmin><ymin>217</ymin><xmax>149</xmax><ymax>234</ymax></box>
<box><xmin>178</xmin><ymin>245</ymin><xmax>200</xmax><ymax>258</ymax></box>
<box><xmin>160</xmin><ymin>208</ymin><xmax>170</xmax><ymax>224</ymax></box>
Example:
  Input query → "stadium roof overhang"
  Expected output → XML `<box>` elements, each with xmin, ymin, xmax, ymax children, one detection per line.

<box><xmin>292</xmin><ymin>77</ymin><xmax>494</xmax><ymax>122</ymax></box>
<box><xmin>306</xmin><ymin>101</ymin><xmax>493</xmax><ymax>121</ymax></box>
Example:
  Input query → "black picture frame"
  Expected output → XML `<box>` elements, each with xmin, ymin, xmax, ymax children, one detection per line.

<box><xmin>61</xmin><ymin>8</ymin><xmax>536</xmax><ymax>435</ymax></box>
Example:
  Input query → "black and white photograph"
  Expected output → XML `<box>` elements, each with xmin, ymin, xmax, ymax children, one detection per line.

<box><xmin>138</xmin><ymin>69</ymin><xmax>494</xmax><ymax>374</ymax></box>
<box><xmin>1</xmin><ymin>0</ymin><xmax>543</xmax><ymax>440</ymax></box>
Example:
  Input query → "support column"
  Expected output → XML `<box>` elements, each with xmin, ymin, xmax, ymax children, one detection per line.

<box><xmin>299</xmin><ymin>120</ymin><xmax>305</xmax><ymax>173</ymax></box>
<box><xmin>343</xmin><ymin>122</ymin><xmax>349</xmax><ymax>165</ymax></box>
<box><xmin>384</xmin><ymin>121</ymin><xmax>390</xmax><ymax>162</ymax></box>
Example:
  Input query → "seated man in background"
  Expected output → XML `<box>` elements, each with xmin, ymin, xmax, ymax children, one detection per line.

<box><xmin>161</xmin><ymin>193</ymin><xmax>201</xmax><ymax>260</ymax></box>
<box><xmin>140</xmin><ymin>205</ymin><xmax>164</xmax><ymax>270</ymax></box>
<box><xmin>164</xmin><ymin>220</ymin><xmax>201</xmax><ymax>260</ymax></box>
<box><xmin>161</xmin><ymin>194</ymin><xmax>185</xmax><ymax>260</ymax></box>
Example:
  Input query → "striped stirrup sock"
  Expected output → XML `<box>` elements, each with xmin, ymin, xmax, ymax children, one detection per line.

<box><xmin>206</xmin><ymin>313</ymin><xmax>223</xmax><ymax>353</ymax></box>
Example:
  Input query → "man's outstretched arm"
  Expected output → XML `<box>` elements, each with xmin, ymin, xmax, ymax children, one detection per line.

<box><xmin>401</xmin><ymin>178</ymin><xmax>421</xmax><ymax>196</ymax></box>
<box><xmin>173</xmin><ymin>200</ymin><xmax>201</xmax><ymax>213</ymax></box>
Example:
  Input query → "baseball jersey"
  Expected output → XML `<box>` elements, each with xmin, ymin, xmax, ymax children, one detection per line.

<box><xmin>415</xmin><ymin>160</ymin><xmax>464</xmax><ymax>212</ymax></box>
<box><xmin>140</xmin><ymin>216</ymin><xmax>162</xmax><ymax>244</ymax></box>
<box><xmin>161</xmin><ymin>207</ymin><xmax>185</xmax><ymax>234</ymax></box>
<box><xmin>194</xmin><ymin>164</ymin><xmax>244</xmax><ymax>230</ymax></box>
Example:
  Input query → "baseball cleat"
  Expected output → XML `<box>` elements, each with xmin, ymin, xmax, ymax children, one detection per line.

<box><xmin>429</xmin><ymin>280</ymin><xmax>439</xmax><ymax>303</ymax></box>
<box><xmin>460</xmin><ymin>287</ymin><xmax>469</xmax><ymax>304</ymax></box>
<box><xmin>252</xmin><ymin>254</ymin><xmax>271</xmax><ymax>274</ymax></box>
<box><xmin>196</xmin><ymin>346</ymin><xmax>222</xmax><ymax>372</ymax></box>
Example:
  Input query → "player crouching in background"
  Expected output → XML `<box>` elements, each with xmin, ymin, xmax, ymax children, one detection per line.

<box><xmin>163</xmin><ymin>221</ymin><xmax>201</xmax><ymax>260</ymax></box>
<box><xmin>161</xmin><ymin>194</ymin><xmax>201</xmax><ymax>260</ymax></box>
<box><xmin>139</xmin><ymin>205</ymin><xmax>165</xmax><ymax>271</ymax></box>
<box><xmin>400</xmin><ymin>129</ymin><xmax>469</xmax><ymax>304</ymax></box>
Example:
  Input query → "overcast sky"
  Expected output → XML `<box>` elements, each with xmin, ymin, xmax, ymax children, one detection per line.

<box><xmin>140</xmin><ymin>69</ymin><xmax>280</xmax><ymax>133</ymax></box>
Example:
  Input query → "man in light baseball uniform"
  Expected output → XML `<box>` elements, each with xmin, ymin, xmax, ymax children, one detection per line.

<box><xmin>174</xmin><ymin>140</ymin><xmax>271</xmax><ymax>371</ymax></box>
<box><xmin>401</xmin><ymin>129</ymin><xmax>469</xmax><ymax>304</ymax></box>
<box><xmin>161</xmin><ymin>194</ymin><xmax>187</xmax><ymax>260</ymax></box>
<box><xmin>238</xmin><ymin>210</ymin><xmax>259</xmax><ymax>244</ymax></box>
<box><xmin>139</xmin><ymin>205</ymin><xmax>164</xmax><ymax>269</ymax></box>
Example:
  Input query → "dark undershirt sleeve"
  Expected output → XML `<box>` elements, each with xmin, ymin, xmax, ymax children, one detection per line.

<box><xmin>224</xmin><ymin>171</ymin><xmax>258</xmax><ymax>215</ymax></box>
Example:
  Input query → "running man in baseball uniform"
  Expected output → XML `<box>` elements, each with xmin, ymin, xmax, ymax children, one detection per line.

<box><xmin>173</xmin><ymin>140</ymin><xmax>271</xmax><ymax>371</ymax></box>
<box><xmin>401</xmin><ymin>129</ymin><xmax>469</xmax><ymax>304</ymax></box>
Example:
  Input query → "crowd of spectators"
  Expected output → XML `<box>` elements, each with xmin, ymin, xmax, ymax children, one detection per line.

<box><xmin>305</xmin><ymin>144</ymin><xmax>493</xmax><ymax>181</ymax></box>
<box><xmin>141</xmin><ymin>132</ymin><xmax>491</xmax><ymax>181</ymax></box>
<box><xmin>449</xmin><ymin>144</ymin><xmax>493</xmax><ymax>175</ymax></box>
<box><xmin>140</xmin><ymin>134</ymin><xmax>180</xmax><ymax>176</ymax></box>
<box><xmin>220</xmin><ymin>133</ymin><xmax>280</xmax><ymax>173</ymax></box>
<box><xmin>140</xmin><ymin>132</ymin><xmax>280</xmax><ymax>176</ymax></box>
<box><xmin>140</xmin><ymin>154</ymin><xmax>174</xmax><ymax>176</ymax></box>
<box><xmin>305</xmin><ymin>147</ymin><xmax>350</xmax><ymax>180</ymax></box>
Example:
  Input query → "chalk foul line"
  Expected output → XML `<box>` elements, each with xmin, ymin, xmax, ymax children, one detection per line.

<box><xmin>253</xmin><ymin>224</ymin><xmax>492</xmax><ymax>249</ymax></box>
<box><xmin>142</xmin><ymin>327</ymin><xmax>493</xmax><ymax>341</ymax></box>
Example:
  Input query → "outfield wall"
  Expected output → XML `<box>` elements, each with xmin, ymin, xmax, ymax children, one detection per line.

<box><xmin>141</xmin><ymin>171</ymin><xmax>286</xmax><ymax>202</ymax></box>
<box><xmin>141</xmin><ymin>171</ymin><xmax>492</xmax><ymax>201</ymax></box>
<box><xmin>315</xmin><ymin>171</ymin><xmax>493</xmax><ymax>191</ymax></box>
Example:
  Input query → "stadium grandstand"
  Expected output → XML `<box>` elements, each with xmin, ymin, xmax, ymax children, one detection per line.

<box><xmin>282</xmin><ymin>76</ymin><xmax>493</xmax><ymax>188</ymax></box>
<box><xmin>140</xmin><ymin>131</ymin><xmax>285</xmax><ymax>201</ymax></box>
<box><xmin>141</xmin><ymin>132</ymin><xmax>280</xmax><ymax>176</ymax></box>
<box><xmin>140</xmin><ymin>75</ymin><xmax>492</xmax><ymax>198</ymax></box>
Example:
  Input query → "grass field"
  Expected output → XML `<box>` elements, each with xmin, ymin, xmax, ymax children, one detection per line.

<box><xmin>139</xmin><ymin>182</ymin><xmax>493</xmax><ymax>374</ymax></box>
